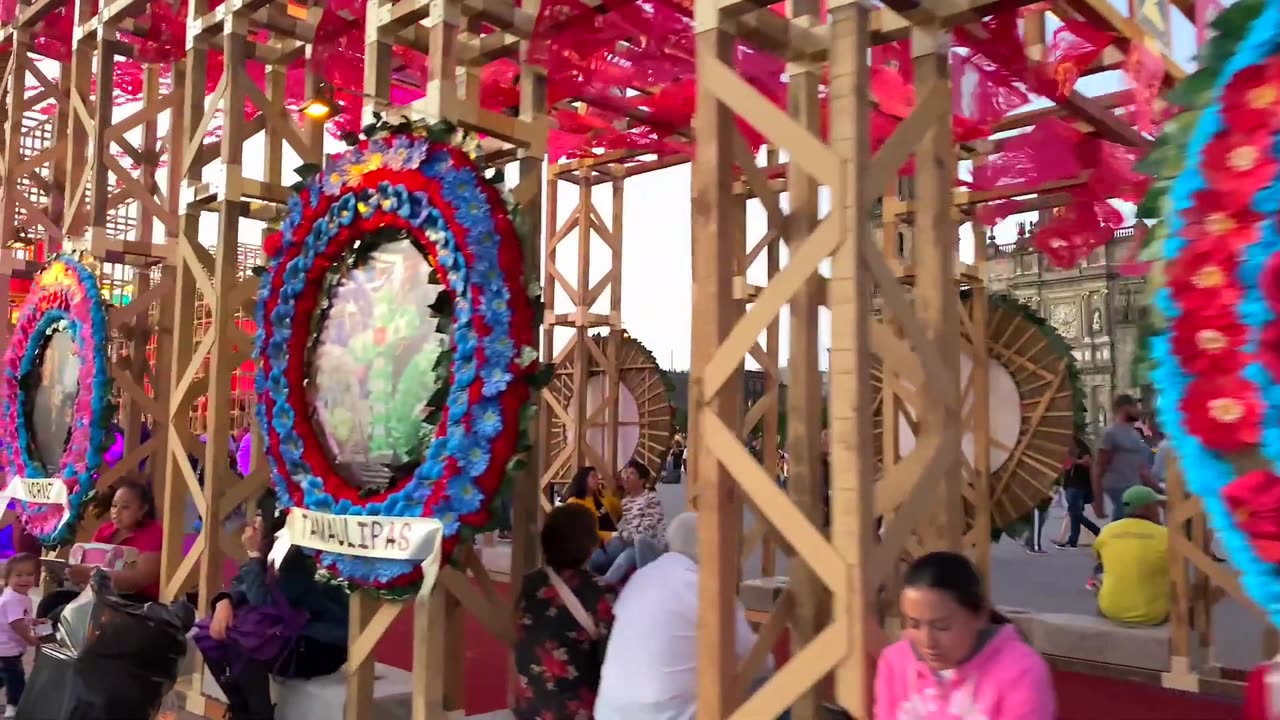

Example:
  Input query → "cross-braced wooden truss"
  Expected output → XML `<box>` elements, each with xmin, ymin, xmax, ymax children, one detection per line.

<box><xmin>546</xmin><ymin>330</ymin><xmax>674</xmax><ymax>484</ymax></box>
<box><xmin>689</xmin><ymin>0</ymin><xmax>974</xmax><ymax>713</ymax></box>
<box><xmin>0</xmin><ymin>0</ymin><xmax>1263</xmax><ymax>709</ymax></box>
<box><xmin>538</xmin><ymin>158</ymin><xmax>625</xmax><ymax>498</ymax></box>
<box><xmin>0</xmin><ymin>0</ymin><xmax>179</xmax><ymax>554</ymax></box>
<box><xmin>138</xmin><ymin>0</ymin><xmax>552</xmax><ymax>715</ymax></box>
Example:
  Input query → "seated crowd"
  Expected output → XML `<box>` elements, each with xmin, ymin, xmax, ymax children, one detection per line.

<box><xmin>14</xmin><ymin>460</ymin><xmax>1084</xmax><ymax>720</ymax></box>
<box><xmin>513</xmin><ymin>465</ymin><xmax>1058</xmax><ymax>720</ymax></box>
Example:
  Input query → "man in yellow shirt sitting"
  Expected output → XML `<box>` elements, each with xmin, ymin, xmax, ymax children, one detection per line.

<box><xmin>1094</xmin><ymin>486</ymin><xmax>1169</xmax><ymax>625</ymax></box>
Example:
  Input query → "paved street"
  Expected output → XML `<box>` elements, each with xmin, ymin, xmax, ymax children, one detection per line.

<box><xmin>653</xmin><ymin>481</ymin><xmax>1267</xmax><ymax>670</ymax></box>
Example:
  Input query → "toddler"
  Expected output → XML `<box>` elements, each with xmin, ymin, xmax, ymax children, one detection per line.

<box><xmin>0</xmin><ymin>554</ymin><xmax>42</xmax><ymax>717</ymax></box>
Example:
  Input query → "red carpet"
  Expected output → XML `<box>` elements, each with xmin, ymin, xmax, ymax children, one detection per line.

<box><xmin>370</xmin><ymin>578</ymin><xmax>1240</xmax><ymax>719</ymax></box>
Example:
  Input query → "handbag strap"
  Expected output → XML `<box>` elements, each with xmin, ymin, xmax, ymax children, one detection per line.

<box><xmin>544</xmin><ymin>568</ymin><xmax>598</xmax><ymax>640</ymax></box>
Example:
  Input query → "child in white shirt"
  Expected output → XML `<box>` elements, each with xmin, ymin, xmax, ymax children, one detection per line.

<box><xmin>0</xmin><ymin>554</ymin><xmax>42</xmax><ymax>717</ymax></box>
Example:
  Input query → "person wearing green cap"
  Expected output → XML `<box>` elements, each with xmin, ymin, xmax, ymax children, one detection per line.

<box><xmin>1093</xmin><ymin>485</ymin><xmax>1169</xmax><ymax>626</ymax></box>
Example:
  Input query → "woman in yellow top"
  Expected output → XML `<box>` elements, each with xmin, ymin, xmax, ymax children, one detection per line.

<box><xmin>560</xmin><ymin>466</ymin><xmax>622</xmax><ymax>545</ymax></box>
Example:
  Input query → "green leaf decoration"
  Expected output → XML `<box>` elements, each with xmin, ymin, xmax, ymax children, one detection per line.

<box><xmin>1131</xmin><ymin>315</ymin><xmax>1162</xmax><ymax>389</ymax></box>
<box><xmin>1139</xmin><ymin>220</ymin><xmax>1167</xmax><ymax>254</ymax></box>
<box><xmin>531</xmin><ymin>362</ymin><xmax>555</xmax><ymax>390</ymax></box>
<box><xmin>1157</xmin><ymin>109</ymin><xmax>1202</xmax><ymax>151</ymax></box>
<box><xmin>1136</xmin><ymin>178</ymin><xmax>1171</xmax><ymax>219</ymax></box>
<box><xmin>1164</xmin><ymin>69</ymin><xmax>1217</xmax><ymax>110</ymax></box>
<box><xmin>1198</xmin><ymin>7</ymin><xmax>1259</xmax><ymax>70</ymax></box>
<box><xmin>250</xmin><ymin>265</ymin><xmax>267</xmax><ymax>278</ymax></box>
<box><xmin>294</xmin><ymin>163</ymin><xmax>322</xmax><ymax>182</ymax></box>
<box><xmin>1211</xmin><ymin>0</ymin><xmax>1265</xmax><ymax>38</ymax></box>
<box><xmin>1133</xmin><ymin>140</ymin><xmax>1186</xmax><ymax>178</ymax></box>
<box><xmin>427</xmin><ymin>121</ymin><xmax>458</xmax><ymax>143</ymax></box>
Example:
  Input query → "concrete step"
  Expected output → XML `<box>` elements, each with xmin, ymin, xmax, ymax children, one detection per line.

<box><xmin>198</xmin><ymin>663</ymin><xmax>414</xmax><ymax>720</ymax></box>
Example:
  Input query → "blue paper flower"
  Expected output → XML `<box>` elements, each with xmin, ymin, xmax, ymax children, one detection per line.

<box><xmin>255</xmin><ymin>131</ymin><xmax>540</xmax><ymax>593</ymax></box>
<box><xmin>1</xmin><ymin>257</ymin><xmax>113</xmax><ymax>546</ymax></box>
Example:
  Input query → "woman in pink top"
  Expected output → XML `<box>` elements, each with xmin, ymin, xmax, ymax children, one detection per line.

<box><xmin>37</xmin><ymin>479</ymin><xmax>165</xmax><ymax>624</ymax></box>
<box><xmin>874</xmin><ymin>552</ymin><xmax>1056</xmax><ymax>720</ymax></box>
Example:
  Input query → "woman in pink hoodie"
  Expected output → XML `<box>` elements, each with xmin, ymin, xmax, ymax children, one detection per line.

<box><xmin>874</xmin><ymin>552</ymin><xmax>1056</xmax><ymax>720</ymax></box>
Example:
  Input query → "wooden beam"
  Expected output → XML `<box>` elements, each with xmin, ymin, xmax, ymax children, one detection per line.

<box><xmin>1057</xmin><ymin>0</ymin><xmax>1188</xmax><ymax>85</ymax></box>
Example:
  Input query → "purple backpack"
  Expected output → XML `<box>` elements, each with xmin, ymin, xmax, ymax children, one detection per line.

<box><xmin>193</xmin><ymin>585</ymin><xmax>310</xmax><ymax>677</ymax></box>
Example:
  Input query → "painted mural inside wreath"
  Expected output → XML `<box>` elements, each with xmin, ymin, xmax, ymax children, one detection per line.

<box><xmin>31</xmin><ymin>329</ymin><xmax>80</xmax><ymax>471</ymax></box>
<box><xmin>307</xmin><ymin>237</ymin><xmax>450</xmax><ymax>493</ymax></box>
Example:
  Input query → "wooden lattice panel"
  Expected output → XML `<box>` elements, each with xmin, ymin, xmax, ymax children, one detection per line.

<box><xmin>99</xmin><ymin>262</ymin><xmax>166</xmax><ymax>409</ymax></box>
<box><xmin>189</xmin><ymin>242</ymin><xmax>263</xmax><ymax>434</ymax></box>
<box><xmin>873</xmin><ymin>295</ymin><xmax>1079</xmax><ymax>530</ymax></box>
<box><xmin>9</xmin><ymin>112</ymin><xmax>55</xmax><ymax>258</ymax></box>
<box><xmin>547</xmin><ymin>332</ymin><xmax>674</xmax><ymax>478</ymax></box>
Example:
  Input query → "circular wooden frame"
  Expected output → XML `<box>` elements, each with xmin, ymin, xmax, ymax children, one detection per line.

<box><xmin>547</xmin><ymin>331</ymin><xmax>675</xmax><ymax>478</ymax></box>
<box><xmin>873</xmin><ymin>293</ymin><xmax>1085</xmax><ymax>531</ymax></box>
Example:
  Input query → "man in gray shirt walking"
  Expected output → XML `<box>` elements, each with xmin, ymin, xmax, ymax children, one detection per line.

<box><xmin>1092</xmin><ymin>394</ymin><xmax>1157</xmax><ymax>520</ymax></box>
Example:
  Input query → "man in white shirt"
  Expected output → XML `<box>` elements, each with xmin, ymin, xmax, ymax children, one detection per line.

<box><xmin>594</xmin><ymin>513</ymin><xmax>772</xmax><ymax>720</ymax></box>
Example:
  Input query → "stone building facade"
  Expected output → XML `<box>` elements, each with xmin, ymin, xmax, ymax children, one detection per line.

<box><xmin>984</xmin><ymin>222</ymin><xmax>1148</xmax><ymax>438</ymax></box>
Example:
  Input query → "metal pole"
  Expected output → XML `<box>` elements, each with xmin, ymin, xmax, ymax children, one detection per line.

<box><xmin>1025</xmin><ymin>507</ymin><xmax>1045</xmax><ymax>554</ymax></box>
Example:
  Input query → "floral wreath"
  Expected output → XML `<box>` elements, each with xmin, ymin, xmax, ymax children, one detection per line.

<box><xmin>1139</xmin><ymin>0</ymin><xmax>1280</xmax><ymax>625</ymax></box>
<box><xmin>255</xmin><ymin>117</ymin><xmax>544</xmax><ymax>598</ymax></box>
<box><xmin>0</xmin><ymin>254</ymin><xmax>113</xmax><ymax>546</ymax></box>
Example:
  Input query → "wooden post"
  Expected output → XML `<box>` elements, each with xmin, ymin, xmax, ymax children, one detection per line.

<box><xmin>339</xmin><ymin>0</ymin><xmax>549</xmax><ymax>717</ymax></box>
<box><xmin>828</xmin><ymin>4</ymin><xmax>874</xmax><ymax>715</ymax></box>
<box><xmin>162</xmin><ymin>0</ymin><xmax>324</xmax><ymax>712</ymax></box>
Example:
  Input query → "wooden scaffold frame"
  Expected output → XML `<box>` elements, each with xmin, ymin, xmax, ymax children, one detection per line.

<box><xmin>147</xmin><ymin>0</ymin><xmax>554</xmax><ymax>716</ymax></box>
<box><xmin>538</xmin><ymin>155</ymin><xmax>626</xmax><ymax>498</ymax></box>
<box><xmin>158</xmin><ymin>0</ymin><xmax>326</xmax><ymax>710</ymax></box>
<box><xmin>0</xmin><ymin>1</ymin><xmax>73</xmax><ymax>347</ymax></box>
<box><xmin>62</xmin><ymin>0</ymin><xmax>182</xmax><ymax>532</ymax></box>
<box><xmin>689</xmin><ymin>0</ymin><xmax>975</xmax><ymax>715</ymax></box>
<box><xmin>343</xmin><ymin>1</ymin><xmax>551</xmax><ymax>716</ymax></box>
<box><xmin>533</xmin><ymin>140</ymin><xmax>709</xmax><ymax>499</ymax></box>
<box><xmin>0</xmin><ymin>0</ymin><xmax>1254</xmax><ymax>710</ymax></box>
<box><xmin>0</xmin><ymin>0</ymin><xmax>181</xmax><ymax>552</ymax></box>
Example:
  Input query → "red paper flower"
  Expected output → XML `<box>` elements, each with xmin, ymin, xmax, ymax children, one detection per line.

<box><xmin>1166</xmin><ymin>241</ymin><xmax>1243</xmax><ymax>305</ymax></box>
<box><xmin>263</xmin><ymin>231</ymin><xmax>283</xmax><ymax>260</ymax></box>
<box><xmin>1261</xmin><ymin>254</ymin><xmax>1280</xmax><ymax>314</ymax></box>
<box><xmin>1180</xmin><ymin>376</ymin><xmax>1262</xmax><ymax>453</ymax></box>
<box><xmin>1170</xmin><ymin>311</ymin><xmax>1248</xmax><ymax>376</ymax></box>
<box><xmin>1222</xmin><ymin>59</ymin><xmax>1280</xmax><ymax>133</ymax></box>
<box><xmin>1201</xmin><ymin>131</ymin><xmax>1279</xmax><ymax>202</ymax></box>
<box><xmin>1180</xmin><ymin>190</ymin><xmax>1263</xmax><ymax>246</ymax></box>
<box><xmin>1260</xmin><ymin>322</ymin><xmax>1280</xmax><ymax>380</ymax></box>
<box><xmin>1223</xmin><ymin>470</ymin><xmax>1280</xmax><ymax>563</ymax></box>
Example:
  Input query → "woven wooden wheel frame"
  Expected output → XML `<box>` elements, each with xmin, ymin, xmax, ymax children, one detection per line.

<box><xmin>873</xmin><ymin>295</ymin><xmax>1081</xmax><ymax>531</ymax></box>
<box><xmin>547</xmin><ymin>331</ymin><xmax>674</xmax><ymax>478</ymax></box>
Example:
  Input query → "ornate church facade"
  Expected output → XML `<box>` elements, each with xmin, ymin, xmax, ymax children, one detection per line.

<box><xmin>984</xmin><ymin>223</ymin><xmax>1149</xmax><ymax>437</ymax></box>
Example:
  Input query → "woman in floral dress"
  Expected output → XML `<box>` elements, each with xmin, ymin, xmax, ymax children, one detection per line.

<box><xmin>514</xmin><ymin>503</ymin><xmax>618</xmax><ymax>719</ymax></box>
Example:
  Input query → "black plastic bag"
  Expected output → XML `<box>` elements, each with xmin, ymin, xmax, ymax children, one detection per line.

<box><xmin>17</xmin><ymin>571</ymin><xmax>196</xmax><ymax>720</ymax></box>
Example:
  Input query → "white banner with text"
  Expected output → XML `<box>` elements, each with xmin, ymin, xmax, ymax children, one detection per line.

<box><xmin>267</xmin><ymin>507</ymin><xmax>444</xmax><ymax>608</ymax></box>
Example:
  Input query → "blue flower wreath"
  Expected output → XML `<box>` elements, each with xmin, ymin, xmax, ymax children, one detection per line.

<box><xmin>0</xmin><ymin>255</ymin><xmax>113</xmax><ymax>546</ymax></box>
<box><xmin>1146</xmin><ymin>0</ymin><xmax>1280</xmax><ymax>626</ymax></box>
<box><xmin>255</xmin><ymin>122</ymin><xmax>539</xmax><ymax>595</ymax></box>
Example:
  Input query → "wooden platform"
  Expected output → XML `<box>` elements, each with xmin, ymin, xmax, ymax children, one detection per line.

<box><xmin>740</xmin><ymin>577</ymin><xmax>1178</xmax><ymax>676</ymax></box>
